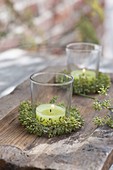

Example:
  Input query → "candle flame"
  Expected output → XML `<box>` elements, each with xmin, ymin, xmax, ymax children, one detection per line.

<box><xmin>51</xmin><ymin>104</ymin><xmax>55</xmax><ymax>109</ymax></box>
<box><xmin>82</xmin><ymin>68</ymin><xmax>86</xmax><ymax>74</ymax></box>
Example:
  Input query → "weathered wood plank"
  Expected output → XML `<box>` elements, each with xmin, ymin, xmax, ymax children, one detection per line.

<box><xmin>0</xmin><ymin>70</ymin><xmax>113</xmax><ymax>170</ymax></box>
<box><xmin>0</xmin><ymin>79</ymin><xmax>30</xmax><ymax>120</ymax></box>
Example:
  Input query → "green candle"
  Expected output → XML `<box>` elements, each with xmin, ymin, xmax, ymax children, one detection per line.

<box><xmin>71</xmin><ymin>69</ymin><xmax>96</xmax><ymax>81</ymax></box>
<box><xmin>36</xmin><ymin>104</ymin><xmax>65</xmax><ymax>123</ymax></box>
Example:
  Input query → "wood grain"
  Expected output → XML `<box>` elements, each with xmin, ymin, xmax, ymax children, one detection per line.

<box><xmin>0</xmin><ymin>70</ymin><xmax>113</xmax><ymax>170</ymax></box>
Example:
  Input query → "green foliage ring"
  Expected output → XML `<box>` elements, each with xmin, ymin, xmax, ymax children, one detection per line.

<box><xmin>57</xmin><ymin>71</ymin><xmax>111</xmax><ymax>95</ymax></box>
<box><xmin>73</xmin><ymin>72</ymin><xmax>111</xmax><ymax>95</ymax></box>
<box><xmin>19</xmin><ymin>101</ymin><xmax>84</xmax><ymax>138</ymax></box>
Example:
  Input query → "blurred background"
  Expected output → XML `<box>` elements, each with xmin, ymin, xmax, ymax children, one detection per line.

<box><xmin>0</xmin><ymin>0</ymin><xmax>104</xmax><ymax>50</ymax></box>
<box><xmin>0</xmin><ymin>0</ymin><xmax>113</xmax><ymax>98</ymax></box>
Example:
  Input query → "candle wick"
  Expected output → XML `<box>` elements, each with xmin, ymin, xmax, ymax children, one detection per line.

<box><xmin>50</xmin><ymin>109</ymin><xmax>51</xmax><ymax>112</ymax></box>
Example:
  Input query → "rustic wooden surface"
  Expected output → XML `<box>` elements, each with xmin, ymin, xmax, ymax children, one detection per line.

<box><xmin>0</xmin><ymin>70</ymin><xmax>113</xmax><ymax>170</ymax></box>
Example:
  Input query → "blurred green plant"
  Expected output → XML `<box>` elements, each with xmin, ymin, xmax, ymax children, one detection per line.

<box><xmin>88</xmin><ymin>0</ymin><xmax>104</xmax><ymax>21</ymax></box>
<box><xmin>0</xmin><ymin>31</ymin><xmax>7</xmax><ymax>38</ymax></box>
<box><xmin>77</xmin><ymin>16</ymin><xmax>99</xmax><ymax>44</ymax></box>
<box><xmin>19</xmin><ymin>34</ymin><xmax>37</xmax><ymax>51</ymax></box>
<box><xmin>76</xmin><ymin>0</ymin><xmax>104</xmax><ymax>43</ymax></box>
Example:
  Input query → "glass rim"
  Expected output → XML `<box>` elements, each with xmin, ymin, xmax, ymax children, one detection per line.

<box><xmin>66</xmin><ymin>42</ymin><xmax>102</xmax><ymax>52</ymax></box>
<box><xmin>30</xmin><ymin>72</ymin><xmax>74</xmax><ymax>86</ymax></box>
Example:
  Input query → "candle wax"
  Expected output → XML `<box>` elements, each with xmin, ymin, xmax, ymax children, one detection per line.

<box><xmin>36</xmin><ymin>104</ymin><xmax>65</xmax><ymax>123</ymax></box>
<box><xmin>71</xmin><ymin>70</ymin><xmax>96</xmax><ymax>81</ymax></box>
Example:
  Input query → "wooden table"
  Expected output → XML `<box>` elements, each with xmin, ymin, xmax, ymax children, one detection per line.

<box><xmin>0</xmin><ymin>68</ymin><xmax>113</xmax><ymax>170</ymax></box>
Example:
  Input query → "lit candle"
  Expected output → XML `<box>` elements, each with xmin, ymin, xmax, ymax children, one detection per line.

<box><xmin>36</xmin><ymin>104</ymin><xmax>65</xmax><ymax>123</ymax></box>
<box><xmin>82</xmin><ymin>68</ymin><xmax>86</xmax><ymax>75</ymax></box>
<box><xmin>71</xmin><ymin>69</ymin><xmax>96</xmax><ymax>81</ymax></box>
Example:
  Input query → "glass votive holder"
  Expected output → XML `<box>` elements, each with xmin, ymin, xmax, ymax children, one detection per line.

<box><xmin>30</xmin><ymin>72</ymin><xmax>73</xmax><ymax>123</ymax></box>
<box><xmin>66</xmin><ymin>42</ymin><xmax>103</xmax><ymax>94</ymax></box>
<box><xmin>66</xmin><ymin>42</ymin><xmax>102</xmax><ymax>77</ymax></box>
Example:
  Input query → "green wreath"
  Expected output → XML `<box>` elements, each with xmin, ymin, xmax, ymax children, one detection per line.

<box><xmin>56</xmin><ymin>71</ymin><xmax>111</xmax><ymax>95</ymax></box>
<box><xmin>19</xmin><ymin>101</ymin><xmax>84</xmax><ymax>138</ymax></box>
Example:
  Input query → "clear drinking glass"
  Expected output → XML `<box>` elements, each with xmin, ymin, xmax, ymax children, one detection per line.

<box><xmin>30</xmin><ymin>72</ymin><xmax>73</xmax><ymax>118</ymax></box>
<box><xmin>66</xmin><ymin>42</ymin><xmax>102</xmax><ymax>76</ymax></box>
